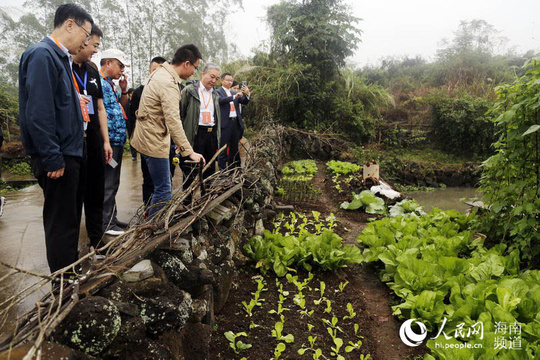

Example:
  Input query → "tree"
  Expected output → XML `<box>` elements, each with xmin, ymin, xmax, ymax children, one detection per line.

<box><xmin>251</xmin><ymin>0</ymin><xmax>371</xmax><ymax>141</ymax></box>
<box><xmin>268</xmin><ymin>0</ymin><xmax>361</xmax><ymax>82</ymax></box>
<box><xmin>0</xmin><ymin>0</ymin><xmax>242</xmax><ymax>87</ymax></box>
<box><xmin>435</xmin><ymin>19</ymin><xmax>510</xmax><ymax>89</ymax></box>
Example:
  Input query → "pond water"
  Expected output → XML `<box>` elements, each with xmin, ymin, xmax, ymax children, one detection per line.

<box><xmin>405</xmin><ymin>187</ymin><xmax>480</xmax><ymax>213</ymax></box>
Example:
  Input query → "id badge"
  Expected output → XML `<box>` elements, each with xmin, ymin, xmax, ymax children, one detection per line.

<box><xmin>86</xmin><ymin>95</ymin><xmax>95</xmax><ymax>114</ymax></box>
<box><xmin>229</xmin><ymin>102</ymin><xmax>235</xmax><ymax>112</ymax></box>
<box><xmin>201</xmin><ymin>109</ymin><xmax>212</xmax><ymax>125</ymax></box>
<box><xmin>79</xmin><ymin>97</ymin><xmax>90</xmax><ymax>122</ymax></box>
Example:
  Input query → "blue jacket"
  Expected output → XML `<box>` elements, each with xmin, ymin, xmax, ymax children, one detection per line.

<box><xmin>216</xmin><ymin>87</ymin><xmax>250</xmax><ymax>130</ymax></box>
<box><xmin>19</xmin><ymin>37</ymin><xmax>84</xmax><ymax>172</ymax></box>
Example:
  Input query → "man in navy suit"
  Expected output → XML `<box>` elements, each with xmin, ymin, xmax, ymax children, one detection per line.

<box><xmin>217</xmin><ymin>73</ymin><xmax>250</xmax><ymax>170</ymax></box>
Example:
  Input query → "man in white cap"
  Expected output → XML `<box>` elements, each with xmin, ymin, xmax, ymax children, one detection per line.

<box><xmin>99</xmin><ymin>49</ymin><xmax>129</xmax><ymax>235</ymax></box>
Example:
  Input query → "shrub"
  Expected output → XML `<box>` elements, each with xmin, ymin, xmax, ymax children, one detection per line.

<box><xmin>428</xmin><ymin>93</ymin><xmax>496</xmax><ymax>156</ymax></box>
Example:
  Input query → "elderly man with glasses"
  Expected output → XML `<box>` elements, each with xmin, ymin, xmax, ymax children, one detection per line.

<box><xmin>179</xmin><ymin>63</ymin><xmax>222</xmax><ymax>185</ymax></box>
<box><xmin>99</xmin><ymin>49</ymin><xmax>130</xmax><ymax>235</ymax></box>
<box><xmin>18</xmin><ymin>3</ymin><xmax>94</xmax><ymax>273</ymax></box>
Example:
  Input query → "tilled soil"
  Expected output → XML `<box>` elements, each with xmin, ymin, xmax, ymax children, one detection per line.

<box><xmin>209</xmin><ymin>161</ymin><xmax>428</xmax><ymax>359</ymax></box>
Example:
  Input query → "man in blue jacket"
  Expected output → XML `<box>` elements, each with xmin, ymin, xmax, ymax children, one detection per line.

<box><xmin>217</xmin><ymin>73</ymin><xmax>250</xmax><ymax>170</ymax></box>
<box><xmin>19</xmin><ymin>4</ymin><xmax>93</xmax><ymax>273</ymax></box>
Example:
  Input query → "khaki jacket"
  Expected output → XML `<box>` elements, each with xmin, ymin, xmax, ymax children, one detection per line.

<box><xmin>131</xmin><ymin>62</ymin><xmax>193</xmax><ymax>158</ymax></box>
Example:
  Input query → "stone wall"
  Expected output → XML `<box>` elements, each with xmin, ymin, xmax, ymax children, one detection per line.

<box><xmin>9</xmin><ymin>128</ymin><xmax>284</xmax><ymax>360</ymax></box>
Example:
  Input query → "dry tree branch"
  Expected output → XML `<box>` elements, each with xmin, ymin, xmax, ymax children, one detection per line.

<box><xmin>0</xmin><ymin>124</ymin><xmax>284</xmax><ymax>355</ymax></box>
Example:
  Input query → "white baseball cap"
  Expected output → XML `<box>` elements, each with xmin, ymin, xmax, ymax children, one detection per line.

<box><xmin>100</xmin><ymin>49</ymin><xmax>130</xmax><ymax>67</ymax></box>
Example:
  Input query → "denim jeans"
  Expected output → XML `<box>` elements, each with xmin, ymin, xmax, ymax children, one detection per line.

<box><xmin>143</xmin><ymin>155</ymin><xmax>172</xmax><ymax>217</ymax></box>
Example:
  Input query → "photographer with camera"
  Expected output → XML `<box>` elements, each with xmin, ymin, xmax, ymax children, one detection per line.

<box><xmin>217</xmin><ymin>73</ymin><xmax>250</xmax><ymax>170</ymax></box>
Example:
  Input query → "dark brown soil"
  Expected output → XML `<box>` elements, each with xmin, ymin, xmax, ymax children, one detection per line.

<box><xmin>209</xmin><ymin>161</ymin><xmax>428</xmax><ymax>359</ymax></box>
<box><xmin>210</xmin><ymin>267</ymin><xmax>373</xmax><ymax>360</ymax></box>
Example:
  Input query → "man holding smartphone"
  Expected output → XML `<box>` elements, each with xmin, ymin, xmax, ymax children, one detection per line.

<box><xmin>217</xmin><ymin>73</ymin><xmax>250</xmax><ymax>170</ymax></box>
<box><xmin>99</xmin><ymin>49</ymin><xmax>129</xmax><ymax>235</ymax></box>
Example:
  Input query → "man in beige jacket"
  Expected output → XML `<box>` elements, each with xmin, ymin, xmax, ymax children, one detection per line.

<box><xmin>131</xmin><ymin>44</ymin><xmax>204</xmax><ymax>216</ymax></box>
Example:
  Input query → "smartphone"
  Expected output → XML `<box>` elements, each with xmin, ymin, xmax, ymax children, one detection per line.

<box><xmin>108</xmin><ymin>157</ymin><xmax>118</xmax><ymax>168</ymax></box>
<box><xmin>241</xmin><ymin>81</ymin><xmax>247</xmax><ymax>87</ymax></box>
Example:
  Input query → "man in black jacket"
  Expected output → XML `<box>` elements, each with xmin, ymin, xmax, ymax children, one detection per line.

<box><xmin>217</xmin><ymin>73</ymin><xmax>250</xmax><ymax>170</ymax></box>
<box><xmin>19</xmin><ymin>4</ymin><xmax>94</xmax><ymax>273</ymax></box>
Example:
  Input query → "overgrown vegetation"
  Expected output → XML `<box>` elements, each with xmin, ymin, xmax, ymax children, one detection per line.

<box><xmin>478</xmin><ymin>59</ymin><xmax>540</xmax><ymax>266</ymax></box>
<box><xmin>242</xmin><ymin>0</ymin><xmax>388</xmax><ymax>143</ymax></box>
<box><xmin>428</xmin><ymin>94</ymin><xmax>495</xmax><ymax>156</ymax></box>
<box><xmin>3</xmin><ymin>161</ymin><xmax>31</xmax><ymax>175</ymax></box>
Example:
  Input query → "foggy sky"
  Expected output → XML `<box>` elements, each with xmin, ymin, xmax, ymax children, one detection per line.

<box><xmin>1</xmin><ymin>0</ymin><xmax>538</xmax><ymax>66</ymax></box>
<box><xmin>227</xmin><ymin>0</ymin><xmax>540</xmax><ymax>66</ymax></box>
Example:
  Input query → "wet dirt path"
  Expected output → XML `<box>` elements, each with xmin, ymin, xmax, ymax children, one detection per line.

<box><xmin>306</xmin><ymin>161</ymin><xmax>426</xmax><ymax>359</ymax></box>
<box><xmin>0</xmin><ymin>154</ymin><xmax>166</xmax><ymax>334</ymax></box>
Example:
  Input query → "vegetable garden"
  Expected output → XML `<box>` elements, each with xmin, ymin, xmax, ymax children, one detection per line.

<box><xmin>209</xmin><ymin>60</ymin><xmax>540</xmax><ymax>360</ymax></box>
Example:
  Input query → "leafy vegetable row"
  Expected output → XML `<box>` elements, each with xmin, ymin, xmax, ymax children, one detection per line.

<box><xmin>357</xmin><ymin>209</ymin><xmax>540</xmax><ymax>359</ymax></box>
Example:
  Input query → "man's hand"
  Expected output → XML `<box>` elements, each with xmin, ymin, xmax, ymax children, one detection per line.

<box><xmin>103</xmin><ymin>142</ymin><xmax>113</xmax><ymax>164</ymax></box>
<box><xmin>234</xmin><ymin>91</ymin><xmax>243</xmax><ymax>98</ymax></box>
<box><xmin>241</xmin><ymin>85</ymin><xmax>251</xmax><ymax>96</ymax></box>
<box><xmin>119</xmin><ymin>74</ymin><xmax>128</xmax><ymax>92</ymax></box>
<box><xmin>47</xmin><ymin>168</ymin><xmax>65</xmax><ymax>179</ymax></box>
<box><xmin>188</xmin><ymin>152</ymin><xmax>206</xmax><ymax>166</ymax></box>
<box><xmin>80</xmin><ymin>94</ymin><xmax>91</xmax><ymax>104</ymax></box>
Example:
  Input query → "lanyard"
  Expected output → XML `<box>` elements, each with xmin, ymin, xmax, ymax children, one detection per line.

<box><xmin>51</xmin><ymin>35</ymin><xmax>80</xmax><ymax>93</ymax></box>
<box><xmin>100</xmin><ymin>71</ymin><xmax>127</xmax><ymax>120</ymax></box>
<box><xmin>73</xmin><ymin>69</ymin><xmax>88</xmax><ymax>95</ymax></box>
<box><xmin>199</xmin><ymin>86</ymin><xmax>213</xmax><ymax>110</ymax></box>
<box><xmin>51</xmin><ymin>35</ymin><xmax>89</xmax><ymax>122</ymax></box>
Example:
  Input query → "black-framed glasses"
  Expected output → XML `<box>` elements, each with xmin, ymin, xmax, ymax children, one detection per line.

<box><xmin>189</xmin><ymin>62</ymin><xmax>199</xmax><ymax>73</ymax></box>
<box><xmin>116</xmin><ymin>60</ymin><xmax>125</xmax><ymax>70</ymax></box>
<box><xmin>72</xmin><ymin>20</ymin><xmax>92</xmax><ymax>41</ymax></box>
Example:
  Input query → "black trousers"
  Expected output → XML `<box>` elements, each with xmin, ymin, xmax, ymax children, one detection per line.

<box><xmin>84</xmin><ymin>129</ymin><xmax>105</xmax><ymax>248</ymax></box>
<box><xmin>140</xmin><ymin>144</ymin><xmax>177</xmax><ymax>206</ymax></box>
<box><xmin>218</xmin><ymin>119</ymin><xmax>243</xmax><ymax>170</ymax></box>
<box><xmin>31</xmin><ymin>154</ymin><xmax>84</xmax><ymax>273</ymax></box>
<box><xmin>102</xmin><ymin>145</ymin><xmax>123</xmax><ymax>230</ymax></box>
<box><xmin>181</xmin><ymin>126</ymin><xmax>218</xmax><ymax>189</ymax></box>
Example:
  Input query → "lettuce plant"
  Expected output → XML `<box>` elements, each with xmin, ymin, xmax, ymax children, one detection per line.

<box><xmin>340</xmin><ymin>190</ymin><xmax>386</xmax><ymax>214</ymax></box>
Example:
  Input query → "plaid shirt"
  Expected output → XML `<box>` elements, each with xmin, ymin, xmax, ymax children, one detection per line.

<box><xmin>100</xmin><ymin>74</ymin><xmax>127</xmax><ymax>146</ymax></box>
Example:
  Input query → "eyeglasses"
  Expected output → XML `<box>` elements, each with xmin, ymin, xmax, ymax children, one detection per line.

<box><xmin>72</xmin><ymin>20</ymin><xmax>92</xmax><ymax>41</ymax></box>
<box><xmin>116</xmin><ymin>60</ymin><xmax>125</xmax><ymax>70</ymax></box>
<box><xmin>189</xmin><ymin>62</ymin><xmax>199</xmax><ymax>73</ymax></box>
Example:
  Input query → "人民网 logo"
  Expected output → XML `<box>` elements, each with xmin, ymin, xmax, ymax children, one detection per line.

<box><xmin>399</xmin><ymin>319</ymin><xmax>428</xmax><ymax>347</ymax></box>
